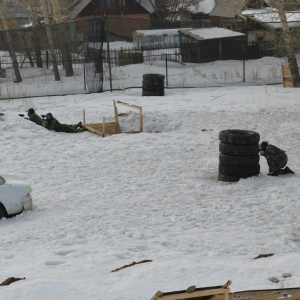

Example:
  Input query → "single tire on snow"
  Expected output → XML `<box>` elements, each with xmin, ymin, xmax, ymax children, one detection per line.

<box><xmin>218</xmin><ymin>163</ymin><xmax>260</xmax><ymax>177</ymax></box>
<box><xmin>219</xmin><ymin>129</ymin><xmax>260</xmax><ymax>145</ymax></box>
<box><xmin>219</xmin><ymin>142</ymin><xmax>259</xmax><ymax>156</ymax></box>
<box><xmin>219</xmin><ymin>153</ymin><xmax>260</xmax><ymax>167</ymax></box>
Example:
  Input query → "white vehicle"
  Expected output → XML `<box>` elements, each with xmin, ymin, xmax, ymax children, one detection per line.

<box><xmin>0</xmin><ymin>175</ymin><xmax>33</xmax><ymax>220</ymax></box>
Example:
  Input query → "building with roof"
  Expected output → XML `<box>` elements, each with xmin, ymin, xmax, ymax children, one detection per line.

<box><xmin>57</xmin><ymin>0</ymin><xmax>152</xmax><ymax>42</ymax></box>
<box><xmin>179</xmin><ymin>27</ymin><xmax>246</xmax><ymax>63</ymax></box>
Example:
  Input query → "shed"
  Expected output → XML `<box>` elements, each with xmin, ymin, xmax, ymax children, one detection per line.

<box><xmin>133</xmin><ymin>28</ymin><xmax>191</xmax><ymax>50</ymax></box>
<box><xmin>179</xmin><ymin>27</ymin><xmax>246</xmax><ymax>63</ymax></box>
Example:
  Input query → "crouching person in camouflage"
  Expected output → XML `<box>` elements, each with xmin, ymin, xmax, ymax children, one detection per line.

<box><xmin>43</xmin><ymin>113</ymin><xmax>84</xmax><ymax>133</ymax></box>
<box><xmin>259</xmin><ymin>141</ymin><xmax>295</xmax><ymax>176</ymax></box>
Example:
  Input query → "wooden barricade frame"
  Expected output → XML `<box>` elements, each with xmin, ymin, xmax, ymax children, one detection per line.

<box><xmin>151</xmin><ymin>281</ymin><xmax>231</xmax><ymax>300</ymax></box>
<box><xmin>282</xmin><ymin>65</ymin><xmax>294</xmax><ymax>87</ymax></box>
<box><xmin>82</xmin><ymin>100</ymin><xmax>143</xmax><ymax>137</ymax></box>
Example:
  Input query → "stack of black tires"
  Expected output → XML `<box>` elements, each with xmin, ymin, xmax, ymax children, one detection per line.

<box><xmin>218</xmin><ymin>129</ymin><xmax>260</xmax><ymax>182</ymax></box>
<box><xmin>142</xmin><ymin>73</ymin><xmax>165</xmax><ymax>96</ymax></box>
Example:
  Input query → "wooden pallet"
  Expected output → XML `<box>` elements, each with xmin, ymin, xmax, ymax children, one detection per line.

<box><xmin>152</xmin><ymin>281</ymin><xmax>300</xmax><ymax>300</ymax></box>
<box><xmin>230</xmin><ymin>288</ymin><xmax>300</xmax><ymax>300</ymax></box>
<box><xmin>152</xmin><ymin>281</ymin><xmax>231</xmax><ymax>300</ymax></box>
<box><xmin>82</xmin><ymin>101</ymin><xmax>143</xmax><ymax>137</ymax></box>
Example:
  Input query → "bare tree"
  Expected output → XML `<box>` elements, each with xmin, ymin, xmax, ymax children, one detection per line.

<box><xmin>40</xmin><ymin>0</ymin><xmax>60</xmax><ymax>81</ymax></box>
<box><xmin>150</xmin><ymin>0</ymin><xmax>200</xmax><ymax>21</ymax></box>
<box><xmin>0</xmin><ymin>0</ymin><xmax>22</xmax><ymax>82</ymax></box>
<box><xmin>25</xmin><ymin>0</ymin><xmax>43</xmax><ymax>68</ymax></box>
<box><xmin>50</xmin><ymin>0</ymin><xmax>74</xmax><ymax>77</ymax></box>
<box><xmin>272</xmin><ymin>0</ymin><xmax>300</xmax><ymax>87</ymax></box>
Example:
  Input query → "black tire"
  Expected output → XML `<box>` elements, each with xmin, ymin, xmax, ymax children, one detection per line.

<box><xmin>219</xmin><ymin>129</ymin><xmax>260</xmax><ymax>145</ymax></box>
<box><xmin>219</xmin><ymin>142</ymin><xmax>259</xmax><ymax>156</ymax></box>
<box><xmin>142</xmin><ymin>79</ymin><xmax>165</xmax><ymax>86</ymax></box>
<box><xmin>143</xmin><ymin>73</ymin><xmax>165</xmax><ymax>81</ymax></box>
<box><xmin>218</xmin><ymin>173</ymin><xmax>240</xmax><ymax>182</ymax></box>
<box><xmin>0</xmin><ymin>203</ymin><xmax>7</xmax><ymax>220</ymax></box>
<box><xmin>142</xmin><ymin>90</ymin><xmax>164</xmax><ymax>96</ymax></box>
<box><xmin>219</xmin><ymin>153</ymin><xmax>260</xmax><ymax>167</ymax></box>
<box><xmin>142</xmin><ymin>85</ymin><xmax>165</xmax><ymax>92</ymax></box>
<box><xmin>219</xmin><ymin>163</ymin><xmax>260</xmax><ymax>177</ymax></box>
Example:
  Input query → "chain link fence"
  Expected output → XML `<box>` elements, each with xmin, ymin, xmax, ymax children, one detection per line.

<box><xmin>0</xmin><ymin>16</ymin><xmax>286</xmax><ymax>100</ymax></box>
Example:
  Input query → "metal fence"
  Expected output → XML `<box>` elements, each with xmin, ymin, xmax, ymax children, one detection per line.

<box><xmin>0</xmin><ymin>46</ymin><xmax>286</xmax><ymax>100</ymax></box>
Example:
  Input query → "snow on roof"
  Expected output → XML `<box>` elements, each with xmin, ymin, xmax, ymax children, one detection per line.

<box><xmin>243</xmin><ymin>8</ymin><xmax>300</xmax><ymax>28</ymax></box>
<box><xmin>210</xmin><ymin>0</ymin><xmax>248</xmax><ymax>18</ymax></box>
<box><xmin>179</xmin><ymin>27</ymin><xmax>245</xmax><ymax>40</ymax></box>
<box><xmin>190</xmin><ymin>0</ymin><xmax>216</xmax><ymax>14</ymax></box>
<box><xmin>137</xmin><ymin>0</ymin><xmax>155</xmax><ymax>14</ymax></box>
<box><xmin>133</xmin><ymin>28</ymin><xmax>191</xmax><ymax>36</ymax></box>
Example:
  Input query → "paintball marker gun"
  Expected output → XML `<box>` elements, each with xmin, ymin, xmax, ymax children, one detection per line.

<box><xmin>18</xmin><ymin>114</ymin><xmax>29</xmax><ymax>120</ymax></box>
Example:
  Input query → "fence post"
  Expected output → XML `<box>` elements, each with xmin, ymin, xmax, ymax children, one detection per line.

<box><xmin>46</xmin><ymin>51</ymin><xmax>49</xmax><ymax>69</ymax></box>
<box><xmin>105</xmin><ymin>16</ymin><xmax>113</xmax><ymax>92</ymax></box>
<box><xmin>243</xmin><ymin>59</ymin><xmax>245</xmax><ymax>82</ymax></box>
<box><xmin>83</xmin><ymin>63</ymin><xmax>86</xmax><ymax>91</ymax></box>
<box><xmin>165</xmin><ymin>54</ymin><xmax>168</xmax><ymax>87</ymax></box>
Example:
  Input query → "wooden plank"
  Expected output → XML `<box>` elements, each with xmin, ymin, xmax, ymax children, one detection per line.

<box><xmin>82</xmin><ymin>124</ymin><xmax>104</xmax><ymax>137</ymax></box>
<box><xmin>282</xmin><ymin>65</ymin><xmax>294</xmax><ymax>87</ymax></box>
<box><xmin>114</xmin><ymin>101</ymin><xmax>120</xmax><ymax>133</ymax></box>
<box><xmin>140</xmin><ymin>107</ymin><xmax>143</xmax><ymax>132</ymax></box>
<box><xmin>231</xmin><ymin>288</ymin><xmax>300</xmax><ymax>300</ymax></box>
<box><xmin>84</xmin><ymin>122</ymin><xmax>119</xmax><ymax>135</ymax></box>
<box><xmin>116</xmin><ymin>100</ymin><xmax>141</xmax><ymax>110</ymax></box>
<box><xmin>152</xmin><ymin>288</ymin><xmax>229</xmax><ymax>300</ymax></box>
<box><xmin>115</xmin><ymin>101</ymin><xmax>143</xmax><ymax>133</ymax></box>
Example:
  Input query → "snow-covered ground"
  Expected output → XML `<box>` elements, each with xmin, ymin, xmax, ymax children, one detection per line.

<box><xmin>1</xmin><ymin>71</ymin><xmax>300</xmax><ymax>299</ymax></box>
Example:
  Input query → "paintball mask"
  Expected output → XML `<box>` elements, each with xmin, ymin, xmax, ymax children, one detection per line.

<box><xmin>259</xmin><ymin>141</ymin><xmax>268</xmax><ymax>151</ymax></box>
<box><xmin>46</xmin><ymin>113</ymin><xmax>53</xmax><ymax>120</ymax></box>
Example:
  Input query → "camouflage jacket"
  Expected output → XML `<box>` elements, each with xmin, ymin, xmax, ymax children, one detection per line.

<box><xmin>28</xmin><ymin>113</ymin><xmax>43</xmax><ymax>125</ymax></box>
<box><xmin>264</xmin><ymin>144</ymin><xmax>285</xmax><ymax>158</ymax></box>
<box><xmin>45</xmin><ymin>118</ymin><xmax>80</xmax><ymax>133</ymax></box>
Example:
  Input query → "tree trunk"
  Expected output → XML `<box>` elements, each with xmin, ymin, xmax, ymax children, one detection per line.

<box><xmin>40</xmin><ymin>0</ymin><xmax>60</xmax><ymax>81</ymax></box>
<box><xmin>51</xmin><ymin>0</ymin><xmax>74</xmax><ymax>77</ymax></box>
<box><xmin>276</xmin><ymin>0</ymin><xmax>300</xmax><ymax>87</ymax></box>
<box><xmin>28</xmin><ymin>0</ymin><xmax>43</xmax><ymax>68</ymax></box>
<box><xmin>0</xmin><ymin>2</ymin><xmax>22</xmax><ymax>82</ymax></box>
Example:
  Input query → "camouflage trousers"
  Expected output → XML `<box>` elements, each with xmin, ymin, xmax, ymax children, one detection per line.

<box><xmin>266</xmin><ymin>153</ymin><xmax>287</xmax><ymax>173</ymax></box>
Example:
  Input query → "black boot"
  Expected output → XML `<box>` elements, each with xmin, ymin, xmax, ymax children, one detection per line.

<box><xmin>284</xmin><ymin>166</ymin><xmax>295</xmax><ymax>174</ymax></box>
<box><xmin>268</xmin><ymin>171</ymin><xmax>279</xmax><ymax>176</ymax></box>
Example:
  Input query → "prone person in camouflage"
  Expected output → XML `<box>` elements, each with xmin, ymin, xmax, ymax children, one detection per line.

<box><xmin>259</xmin><ymin>141</ymin><xmax>295</xmax><ymax>176</ymax></box>
<box><xmin>43</xmin><ymin>113</ymin><xmax>84</xmax><ymax>133</ymax></box>
<box><xmin>27</xmin><ymin>108</ymin><xmax>44</xmax><ymax>126</ymax></box>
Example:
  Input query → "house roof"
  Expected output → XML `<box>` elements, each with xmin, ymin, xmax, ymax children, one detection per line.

<box><xmin>243</xmin><ymin>8</ymin><xmax>300</xmax><ymax>28</ymax></box>
<box><xmin>137</xmin><ymin>0</ymin><xmax>155</xmax><ymax>14</ymax></box>
<box><xmin>59</xmin><ymin>0</ymin><xmax>91</xmax><ymax>19</ymax></box>
<box><xmin>59</xmin><ymin>0</ymin><xmax>152</xmax><ymax>19</ymax></box>
<box><xmin>209</xmin><ymin>0</ymin><xmax>249</xmax><ymax>18</ymax></box>
<box><xmin>179</xmin><ymin>27</ymin><xmax>245</xmax><ymax>40</ymax></box>
<box><xmin>133</xmin><ymin>28</ymin><xmax>192</xmax><ymax>37</ymax></box>
<box><xmin>190</xmin><ymin>0</ymin><xmax>216</xmax><ymax>14</ymax></box>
